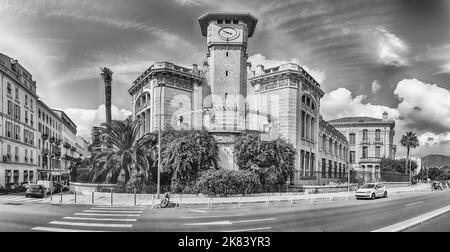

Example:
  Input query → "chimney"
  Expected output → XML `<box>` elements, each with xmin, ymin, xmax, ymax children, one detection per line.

<box><xmin>191</xmin><ymin>64</ymin><xmax>198</xmax><ymax>74</ymax></box>
<box><xmin>256</xmin><ymin>64</ymin><xmax>265</xmax><ymax>76</ymax></box>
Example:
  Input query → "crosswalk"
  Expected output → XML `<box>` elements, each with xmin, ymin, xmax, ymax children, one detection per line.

<box><xmin>31</xmin><ymin>205</ymin><xmax>145</xmax><ymax>232</ymax></box>
<box><xmin>0</xmin><ymin>195</ymin><xmax>47</xmax><ymax>204</ymax></box>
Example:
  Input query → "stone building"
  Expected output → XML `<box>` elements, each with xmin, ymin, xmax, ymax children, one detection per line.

<box><xmin>52</xmin><ymin>109</ymin><xmax>78</xmax><ymax>172</ymax></box>
<box><xmin>128</xmin><ymin>12</ymin><xmax>349</xmax><ymax>186</ymax></box>
<box><xmin>37</xmin><ymin>99</ymin><xmax>63</xmax><ymax>180</ymax></box>
<box><xmin>328</xmin><ymin>112</ymin><xmax>396</xmax><ymax>183</ymax></box>
<box><xmin>0</xmin><ymin>53</ymin><xmax>38</xmax><ymax>187</ymax></box>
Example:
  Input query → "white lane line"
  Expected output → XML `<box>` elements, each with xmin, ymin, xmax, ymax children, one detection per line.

<box><xmin>221</xmin><ymin>227</ymin><xmax>272</xmax><ymax>232</ymax></box>
<box><xmin>75</xmin><ymin>213</ymin><xmax>141</xmax><ymax>217</ymax></box>
<box><xmin>232</xmin><ymin>218</ymin><xmax>276</xmax><ymax>224</ymax></box>
<box><xmin>83</xmin><ymin>210</ymin><xmax>142</xmax><ymax>214</ymax></box>
<box><xmin>25</xmin><ymin>199</ymin><xmax>44</xmax><ymax>202</ymax></box>
<box><xmin>373</xmin><ymin>205</ymin><xmax>450</xmax><ymax>232</ymax></box>
<box><xmin>185</xmin><ymin>221</ymin><xmax>232</xmax><ymax>226</ymax></box>
<box><xmin>63</xmin><ymin>217</ymin><xmax>137</xmax><ymax>222</ymax></box>
<box><xmin>91</xmin><ymin>208</ymin><xmax>144</xmax><ymax>211</ymax></box>
<box><xmin>405</xmin><ymin>201</ymin><xmax>424</xmax><ymax>207</ymax></box>
<box><xmin>32</xmin><ymin>226</ymin><xmax>106</xmax><ymax>232</ymax></box>
<box><xmin>49</xmin><ymin>221</ymin><xmax>133</xmax><ymax>228</ymax></box>
<box><xmin>0</xmin><ymin>196</ymin><xmax>21</xmax><ymax>200</ymax></box>
<box><xmin>184</xmin><ymin>218</ymin><xmax>277</xmax><ymax>226</ymax></box>
<box><xmin>179</xmin><ymin>215</ymin><xmax>243</xmax><ymax>219</ymax></box>
<box><xmin>93</xmin><ymin>205</ymin><xmax>144</xmax><ymax>209</ymax></box>
<box><xmin>189</xmin><ymin>209</ymin><xmax>207</xmax><ymax>213</ymax></box>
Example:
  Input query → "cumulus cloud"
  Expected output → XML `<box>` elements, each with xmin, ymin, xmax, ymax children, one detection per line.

<box><xmin>62</xmin><ymin>104</ymin><xmax>132</xmax><ymax>139</ymax></box>
<box><xmin>375</xmin><ymin>26</ymin><xmax>409</xmax><ymax>67</ymax></box>
<box><xmin>321</xmin><ymin>88</ymin><xmax>398</xmax><ymax>120</ymax></box>
<box><xmin>248</xmin><ymin>54</ymin><xmax>326</xmax><ymax>83</ymax></box>
<box><xmin>371</xmin><ymin>80</ymin><xmax>381</xmax><ymax>94</ymax></box>
<box><xmin>394</xmin><ymin>78</ymin><xmax>450</xmax><ymax>133</ymax></box>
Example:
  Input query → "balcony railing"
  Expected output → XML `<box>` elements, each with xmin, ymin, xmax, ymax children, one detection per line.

<box><xmin>359</xmin><ymin>157</ymin><xmax>382</xmax><ymax>163</ymax></box>
<box><xmin>373</xmin><ymin>138</ymin><xmax>383</xmax><ymax>145</ymax></box>
<box><xmin>360</xmin><ymin>138</ymin><xmax>370</xmax><ymax>145</ymax></box>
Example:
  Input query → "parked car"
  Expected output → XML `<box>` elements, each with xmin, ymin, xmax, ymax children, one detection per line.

<box><xmin>0</xmin><ymin>185</ymin><xmax>8</xmax><ymax>194</ymax></box>
<box><xmin>21</xmin><ymin>181</ymin><xmax>32</xmax><ymax>190</ymax></box>
<box><xmin>26</xmin><ymin>184</ymin><xmax>46</xmax><ymax>198</ymax></box>
<box><xmin>355</xmin><ymin>183</ymin><xmax>388</xmax><ymax>200</ymax></box>
<box><xmin>5</xmin><ymin>183</ymin><xmax>26</xmax><ymax>193</ymax></box>
<box><xmin>36</xmin><ymin>180</ymin><xmax>54</xmax><ymax>195</ymax></box>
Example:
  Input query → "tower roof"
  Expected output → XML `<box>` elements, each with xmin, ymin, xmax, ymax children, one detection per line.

<box><xmin>198</xmin><ymin>12</ymin><xmax>258</xmax><ymax>37</ymax></box>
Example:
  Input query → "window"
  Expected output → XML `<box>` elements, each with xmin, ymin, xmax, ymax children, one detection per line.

<box><xmin>14</xmin><ymin>104</ymin><xmax>20</xmax><ymax>120</ymax></box>
<box><xmin>25</xmin><ymin>110</ymin><xmax>28</xmax><ymax>124</ymax></box>
<box><xmin>217</xmin><ymin>19</ymin><xmax>223</xmax><ymax>24</ymax></box>
<box><xmin>375</xmin><ymin>129</ymin><xmax>381</xmax><ymax>141</ymax></box>
<box><xmin>7</xmin><ymin>100</ymin><xmax>13</xmax><ymax>115</ymax></box>
<box><xmin>225</xmin><ymin>71</ymin><xmax>228</xmax><ymax>76</ymax></box>
<box><xmin>375</xmin><ymin>146</ymin><xmax>381</xmax><ymax>158</ymax></box>
<box><xmin>226</xmin><ymin>52</ymin><xmax>229</xmax><ymax>57</ymax></box>
<box><xmin>321</xmin><ymin>159</ymin><xmax>326</xmax><ymax>178</ymax></box>
<box><xmin>233</xmin><ymin>19</ymin><xmax>238</xmax><ymax>24</ymax></box>
<box><xmin>25</xmin><ymin>94</ymin><xmax>28</xmax><ymax>105</ymax></box>
<box><xmin>362</xmin><ymin>129</ymin><xmax>368</xmax><ymax>140</ymax></box>
<box><xmin>15</xmin><ymin>146</ymin><xmax>19</xmax><ymax>161</ymax></box>
<box><xmin>225</xmin><ymin>19</ymin><xmax>231</xmax><ymax>24</ymax></box>
<box><xmin>7</xmin><ymin>145</ymin><xmax>11</xmax><ymax>159</ymax></box>
<box><xmin>322</xmin><ymin>135</ymin><xmax>326</xmax><ymax>150</ymax></box>
<box><xmin>31</xmin><ymin>114</ymin><xmax>34</xmax><ymax>127</ymax></box>
<box><xmin>15</xmin><ymin>87</ymin><xmax>19</xmax><ymax>99</ymax></box>
<box><xmin>350</xmin><ymin>151</ymin><xmax>355</xmax><ymax>164</ymax></box>
<box><xmin>7</xmin><ymin>82</ymin><xmax>12</xmax><ymax>95</ymax></box>
<box><xmin>328</xmin><ymin>160</ymin><xmax>332</xmax><ymax>178</ymax></box>
<box><xmin>38</xmin><ymin>109</ymin><xmax>41</xmax><ymax>119</ymax></box>
<box><xmin>30</xmin><ymin>99</ymin><xmax>33</xmax><ymax>110</ymax></box>
<box><xmin>334</xmin><ymin>162</ymin><xmax>338</xmax><ymax>178</ymax></box>
<box><xmin>6</xmin><ymin>121</ymin><xmax>12</xmax><ymax>138</ymax></box>
<box><xmin>349</xmin><ymin>133</ymin><xmax>355</xmax><ymax>145</ymax></box>
<box><xmin>362</xmin><ymin>146</ymin><xmax>368</xmax><ymax>158</ymax></box>
<box><xmin>329</xmin><ymin>138</ymin><xmax>332</xmax><ymax>153</ymax></box>
<box><xmin>14</xmin><ymin>125</ymin><xmax>20</xmax><ymax>140</ymax></box>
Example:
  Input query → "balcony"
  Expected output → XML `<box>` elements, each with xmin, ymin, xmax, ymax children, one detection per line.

<box><xmin>359</xmin><ymin>157</ymin><xmax>382</xmax><ymax>163</ymax></box>
<box><xmin>373</xmin><ymin>138</ymin><xmax>383</xmax><ymax>145</ymax></box>
<box><xmin>360</xmin><ymin>138</ymin><xmax>370</xmax><ymax>145</ymax></box>
<box><xmin>42</xmin><ymin>133</ymin><xmax>49</xmax><ymax>140</ymax></box>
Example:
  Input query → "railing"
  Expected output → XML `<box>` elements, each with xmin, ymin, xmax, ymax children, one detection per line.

<box><xmin>361</xmin><ymin>138</ymin><xmax>370</xmax><ymax>145</ymax></box>
<box><xmin>359</xmin><ymin>157</ymin><xmax>382</xmax><ymax>163</ymax></box>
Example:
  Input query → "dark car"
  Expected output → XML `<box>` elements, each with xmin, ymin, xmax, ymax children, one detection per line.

<box><xmin>5</xmin><ymin>183</ymin><xmax>26</xmax><ymax>193</ymax></box>
<box><xmin>26</xmin><ymin>184</ymin><xmax>46</xmax><ymax>198</ymax></box>
<box><xmin>0</xmin><ymin>185</ymin><xmax>8</xmax><ymax>194</ymax></box>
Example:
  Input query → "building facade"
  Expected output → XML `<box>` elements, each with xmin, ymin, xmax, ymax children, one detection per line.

<box><xmin>0</xmin><ymin>53</ymin><xmax>38</xmax><ymax>187</ymax></box>
<box><xmin>328</xmin><ymin>112</ymin><xmax>396</xmax><ymax>183</ymax></box>
<box><xmin>52</xmin><ymin>110</ymin><xmax>78</xmax><ymax>172</ymax></box>
<box><xmin>128</xmin><ymin>12</ymin><xmax>349</xmax><ymax>186</ymax></box>
<box><xmin>37</xmin><ymin>99</ymin><xmax>63</xmax><ymax>180</ymax></box>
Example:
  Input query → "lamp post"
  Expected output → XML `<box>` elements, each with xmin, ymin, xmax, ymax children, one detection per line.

<box><xmin>157</xmin><ymin>83</ymin><xmax>165</xmax><ymax>199</ymax></box>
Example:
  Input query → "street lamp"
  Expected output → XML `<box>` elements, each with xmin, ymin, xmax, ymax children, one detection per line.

<box><xmin>157</xmin><ymin>82</ymin><xmax>165</xmax><ymax>199</ymax></box>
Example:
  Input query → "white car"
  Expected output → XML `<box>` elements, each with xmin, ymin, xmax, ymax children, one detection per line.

<box><xmin>355</xmin><ymin>183</ymin><xmax>387</xmax><ymax>200</ymax></box>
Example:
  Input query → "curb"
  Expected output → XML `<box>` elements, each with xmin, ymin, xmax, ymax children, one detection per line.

<box><xmin>372</xmin><ymin>205</ymin><xmax>450</xmax><ymax>232</ymax></box>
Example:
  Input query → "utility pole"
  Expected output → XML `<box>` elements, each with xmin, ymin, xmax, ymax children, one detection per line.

<box><xmin>157</xmin><ymin>83</ymin><xmax>164</xmax><ymax>199</ymax></box>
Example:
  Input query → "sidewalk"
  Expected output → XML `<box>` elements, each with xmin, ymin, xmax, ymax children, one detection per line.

<box><xmin>45</xmin><ymin>183</ymin><xmax>432</xmax><ymax>207</ymax></box>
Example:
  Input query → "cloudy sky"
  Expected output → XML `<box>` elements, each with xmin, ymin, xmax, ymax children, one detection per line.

<box><xmin>1</xmin><ymin>0</ymin><xmax>449</xmax><ymax>158</ymax></box>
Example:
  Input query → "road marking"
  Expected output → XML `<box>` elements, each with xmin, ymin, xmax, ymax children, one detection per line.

<box><xmin>185</xmin><ymin>221</ymin><xmax>232</xmax><ymax>226</ymax></box>
<box><xmin>184</xmin><ymin>218</ymin><xmax>277</xmax><ymax>226</ymax></box>
<box><xmin>32</xmin><ymin>226</ymin><xmax>106</xmax><ymax>232</ymax></box>
<box><xmin>372</xmin><ymin>205</ymin><xmax>450</xmax><ymax>232</ymax></box>
<box><xmin>405</xmin><ymin>201</ymin><xmax>424</xmax><ymax>207</ymax></box>
<box><xmin>179</xmin><ymin>215</ymin><xmax>243</xmax><ymax>219</ymax></box>
<box><xmin>190</xmin><ymin>209</ymin><xmax>208</xmax><ymax>213</ymax></box>
<box><xmin>91</xmin><ymin>207</ymin><xmax>144</xmax><ymax>211</ymax></box>
<box><xmin>49</xmin><ymin>221</ymin><xmax>133</xmax><ymax>228</ymax></box>
<box><xmin>63</xmin><ymin>217</ymin><xmax>137</xmax><ymax>222</ymax></box>
<box><xmin>232</xmin><ymin>218</ymin><xmax>276</xmax><ymax>224</ymax></box>
<box><xmin>75</xmin><ymin>213</ymin><xmax>141</xmax><ymax>217</ymax></box>
<box><xmin>221</xmin><ymin>227</ymin><xmax>272</xmax><ymax>232</ymax></box>
<box><xmin>83</xmin><ymin>210</ymin><xmax>143</xmax><ymax>214</ymax></box>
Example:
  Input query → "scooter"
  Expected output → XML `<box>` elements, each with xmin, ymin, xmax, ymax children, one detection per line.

<box><xmin>160</xmin><ymin>192</ymin><xmax>170</xmax><ymax>208</ymax></box>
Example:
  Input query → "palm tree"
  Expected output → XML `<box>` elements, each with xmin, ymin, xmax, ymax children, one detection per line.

<box><xmin>100</xmin><ymin>67</ymin><xmax>113</xmax><ymax>125</ymax></box>
<box><xmin>89</xmin><ymin>118</ymin><xmax>157</xmax><ymax>184</ymax></box>
<box><xmin>400</xmin><ymin>131</ymin><xmax>419</xmax><ymax>185</ymax></box>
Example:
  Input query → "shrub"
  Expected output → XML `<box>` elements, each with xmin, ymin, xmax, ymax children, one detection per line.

<box><xmin>193</xmin><ymin>169</ymin><xmax>261</xmax><ymax>197</ymax></box>
<box><xmin>234</xmin><ymin>132</ymin><xmax>296</xmax><ymax>187</ymax></box>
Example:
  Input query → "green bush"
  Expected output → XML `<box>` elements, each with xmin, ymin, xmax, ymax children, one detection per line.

<box><xmin>193</xmin><ymin>169</ymin><xmax>261</xmax><ymax>197</ymax></box>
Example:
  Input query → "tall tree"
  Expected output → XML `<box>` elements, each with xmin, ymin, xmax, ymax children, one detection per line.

<box><xmin>89</xmin><ymin>118</ymin><xmax>157</xmax><ymax>184</ymax></box>
<box><xmin>100</xmin><ymin>67</ymin><xmax>113</xmax><ymax>125</ymax></box>
<box><xmin>400</xmin><ymin>131</ymin><xmax>419</xmax><ymax>184</ymax></box>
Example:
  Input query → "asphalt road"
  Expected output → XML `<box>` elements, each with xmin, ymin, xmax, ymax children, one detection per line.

<box><xmin>1</xmin><ymin>190</ymin><xmax>449</xmax><ymax>232</ymax></box>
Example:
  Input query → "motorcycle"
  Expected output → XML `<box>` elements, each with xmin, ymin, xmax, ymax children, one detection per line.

<box><xmin>160</xmin><ymin>192</ymin><xmax>170</xmax><ymax>208</ymax></box>
<box><xmin>432</xmin><ymin>182</ymin><xmax>443</xmax><ymax>191</ymax></box>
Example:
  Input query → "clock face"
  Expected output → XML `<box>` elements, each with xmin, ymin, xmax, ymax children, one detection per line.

<box><xmin>218</xmin><ymin>27</ymin><xmax>239</xmax><ymax>40</ymax></box>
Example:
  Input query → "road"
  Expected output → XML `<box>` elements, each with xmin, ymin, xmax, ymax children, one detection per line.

<box><xmin>1</xmin><ymin>190</ymin><xmax>449</xmax><ymax>232</ymax></box>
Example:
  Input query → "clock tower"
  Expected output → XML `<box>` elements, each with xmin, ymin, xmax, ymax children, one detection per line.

<box><xmin>199</xmin><ymin>12</ymin><xmax>258</xmax><ymax>131</ymax></box>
